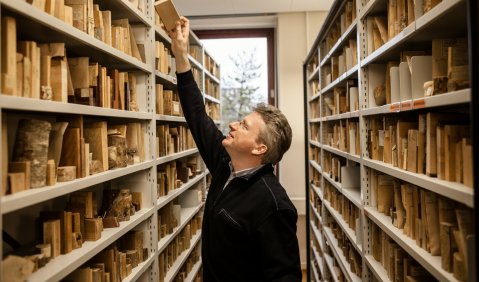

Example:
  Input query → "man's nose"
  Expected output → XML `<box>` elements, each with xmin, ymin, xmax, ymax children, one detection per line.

<box><xmin>229</xmin><ymin>121</ymin><xmax>239</xmax><ymax>130</ymax></box>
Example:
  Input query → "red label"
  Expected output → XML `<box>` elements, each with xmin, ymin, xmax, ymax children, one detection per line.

<box><xmin>414</xmin><ymin>98</ymin><xmax>425</xmax><ymax>109</ymax></box>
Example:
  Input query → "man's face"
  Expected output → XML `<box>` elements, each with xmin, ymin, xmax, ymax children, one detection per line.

<box><xmin>222</xmin><ymin>112</ymin><xmax>266</xmax><ymax>157</ymax></box>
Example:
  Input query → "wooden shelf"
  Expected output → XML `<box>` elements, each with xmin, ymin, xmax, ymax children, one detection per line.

<box><xmin>27</xmin><ymin>208</ymin><xmax>154</xmax><ymax>282</ymax></box>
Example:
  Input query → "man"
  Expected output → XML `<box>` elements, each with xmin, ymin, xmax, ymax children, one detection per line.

<box><xmin>168</xmin><ymin>17</ymin><xmax>301</xmax><ymax>281</ymax></box>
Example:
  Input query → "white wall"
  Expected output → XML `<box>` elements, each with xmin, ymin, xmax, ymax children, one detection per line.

<box><xmin>276</xmin><ymin>11</ymin><xmax>327</xmax><ymax>268</ymax></box>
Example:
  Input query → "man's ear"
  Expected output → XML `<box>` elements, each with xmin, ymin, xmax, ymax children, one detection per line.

<box><xmin>252</xmin><ymin>144</ymin><xmax>267</xmax><ymax>156</ymax></box>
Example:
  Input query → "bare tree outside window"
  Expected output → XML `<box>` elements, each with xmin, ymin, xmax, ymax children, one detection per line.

<box><xmin>221</xmin><ymin>48</ymin><xmax>265</xmax><ymax>133</ymax></box>
<box><xmin>201</xmin><ymin>38</ymin><xmax>268</xmax><ymax>134</ymax></box>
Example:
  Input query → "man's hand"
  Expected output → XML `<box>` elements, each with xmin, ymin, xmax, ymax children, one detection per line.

<box><xmin>167</xmin><ymin>16</ymin><xmax>191</xmax><ymax>73</ymax></box>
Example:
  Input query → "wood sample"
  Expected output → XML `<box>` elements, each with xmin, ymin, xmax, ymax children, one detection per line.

<box><xmin>2</xmin><ymin>114</ymin><xmax>8</xmax><ymax>195</ymax></box>
<box><xmin>60</xmin><ymin>127</ymin><xmax>81</xmax><ymax>179</ymax></box>
<box><xmin>84</xmin><ymin>218</ymin><xmax>103</xmax><ymax>241</ymax></box>
<box><xmin>84</xmin><ymin>121</ymin><xmax>108</xmax><ymax>172</ymax></box>
<box><xmin>9</xmin><ymin>161</ymin><xmax>31</xmax><ymax>190</ymax></box>
<box><xmin>154</xmin><ymin>0</ymin><xmax>180</xmax><ymax>31</ymax></box>
<box><xmin>1</xmin><ymin>16</ymin><xmax>17</xmax><ymax>96</ymax></box>
<box><xmin>43</xmin><ymin>219</ymin><xmax>61</xmax><ymax>258</ymax></box>
<box><xmin>13</xmin><ymin>119</ymin><xmax>52</xmax><ymax>188</ymax></box>
<box><xmin>0</xmin><ymin>255</ymin><xmax>35</xmax><ymax>282</ymax></box>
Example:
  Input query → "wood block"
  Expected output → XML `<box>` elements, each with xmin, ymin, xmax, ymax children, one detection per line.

<box><xmin>406</xmin><ymin>129</ymin><xmax>418</xmax><ymax>173</ymax></box>
<box><xmin>84</xmin><ymin>121</ymin><xmax>108</xmax><ymax>172</ymax></box>
<box><xmin>436</xmin><ymin>125</ymin><xmax>445</xmax><ymax>180</ymax></box>
<box><xmin>51</xmin><ymin>59</ymin><xmax>68</xmax><ymax>102</ymax></box>
<box><xmin>64</xmin><ymin>5</ymin><xmax>73</xmax><ymax>25</ymax></box>
<box><xmin>462</xmin><ymin>138</ymin><xmax>473</xmax><ymax>188</ymax></box>
<box><xmin>29</xmin><ymin>0</ymin><xmax>46</xmax><ymax>11</ymax></box>
<box><xmin>48</xmin><ymin>121</ymin><xmax>69</xmax><ymax>177</ymax></box>
<box><xmin>69</xmin><ymin>191</ymin><xmax>95</xmax><ymax>218</ymax></box>
<box><xmin>61</xmin><ymin>211</ymin><xmax>73</xmax><ymax>254</ymax></box>
<box><xmin>453</xmin><ymin>252</ymin><xmax>466</xmax><ymax>281</ymax></box>
<box><xmin>60</xmin><ymin>127</ymin><xmax>81</xmax><ymax>178</ymax></box>
<box><xmin>68</xmin><ymin>57</ymin><xmax>89</xmax><ymax>91</ymax></box>
<box><xmin>46</xmin><ymin>159</ymin><xmax>56</xmax><ymax>186</ymax></box>
<box><xmin>9</xmin><ymin>161</ymin><xmax>31</xmax><ymax>190</ymax></box>
<box><xmin>444</xmin><ymin>125</ymin><xmax>469</xmax><ymax>182</ymax></box>
<box><xmin>40</xmin><ymin>55</ymin><xmax>52</xmax><ymax>100</ymax></box>
<box><xmin>101</xmin><ymin>10</ymin><xmax>112</xmax><ymax>46</ymax></box>
<box><xmin>8</xmin><ymin>172</ymin><xmax>25</xmax><ymax>194</ymax></box>
<box><xmin>132</xmin><ymin>191</ymin><xmax>142</xmax><ymax>211</ymax></box>
<box><xmin>440</xmin><ymin>222</ymin><xmax>457</xmax><ymax>272</ymax></box>
<box><xmin>1</xmin><ymin>16</ymin><xmax>17</xmax><ymax>96</ymax></box>
<box><xmin>1</xmin><ymin>114</ymin><xmax>7</xmax><ymax>196</ymax></box>
<box><xmin>36</xmin><ymin>243</ymin><xmax>52</xmax><ymax>258</ymax></box>
<box><xmin>13</xmin><ymin>119</ymin><xmax>52</xmax><ymax>188</ymax></box>
<box><xmin>65</xmin><ymin>0</ymin><xmax>88</xmax><ymax>32</ymax></box>
<box><xmin>0</xmin><ymin>255</ymin><xmax>35</xmax><ymax>282</ymax></box>
<box><xmin>72</xmin><ymin>212</ymin><xmax>81</xmax><ymax>232</ymax></box>
<box><xmin>45</xmin><ymin>0</ymin><xmax>56</xmax><ymax>15</ymax></box>
<box><xmin>54</xmin><ymin>0</ymin><xmax>65</xmax><ymax>20</ymax></box>
<box><xmin>455</xmin><ymin>141</ymin><xmax>463</xmax><ymax>183</ymax></box>
<box><xmin>396</xmin><ymin>121</ymin><xmax>416</xmax><ymax>171</ymax></box>
<box><xmin>84</xmin><ymin>218</ymin><xmax>102</xmax><ymax>241</ymax></box>
<box><xmin>424</xmin><ymin>191</ymin><xmax>440</xmax><ymax>255</ymax></box>
<box><xmin>57</xmin><ymin>166</ymin><xmax>76</xmax><ymax>182</ymax></box>
<box><xmin>43</xmin><ymin>219</ymin><xmax>61</xmax><ymax>258</ymax></box>
<box><xmin>102</xmin><ymin>217</ymin><xmax>120</xmax><ymax>228</ymax></box>
<box><xmin>65</xmin><ymin>267</ymin><xmax>93</xmax><ymax>282</ymax></box>
<box><xmin>154</xmin><ymin>0</ymin><xmax>180</xmax><ymax>31</ymax></box>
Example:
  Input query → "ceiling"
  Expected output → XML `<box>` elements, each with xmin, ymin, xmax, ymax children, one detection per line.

<box><xmin>173</xmin><ymin>0</ymin><xmax>334</xmax><ymax>17</ymax></box>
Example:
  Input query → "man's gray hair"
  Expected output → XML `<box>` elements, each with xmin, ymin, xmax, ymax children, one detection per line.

<box><xmin>253</xmin><ymin>103</ymin><xmax>292</xmax><ymax>164</ymax></box>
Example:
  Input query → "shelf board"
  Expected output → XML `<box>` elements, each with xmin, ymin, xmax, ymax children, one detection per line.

<box><xmin>364</xmin><ymin>254</ymin><xmax>391</xmax><ymax>282</ymax></box>
<box><xmin>312</xmin><ymin>245</ymin><xmax>325</xmax><ymax>280</ymax></box>
<box><xmin>415</xmin><ymin>0</ymin><xmax>466</xmax><ymax>36</ymax></box>
<box><xmin>309</xmin><ymin>92</ymin><xmax>321</xmax><ymax>102</ymax></box>
<box><xmin>361</xmin><ymin>89</ymin><xmax>471</xmax><ymax>116</ymax></box>
<box><xmin>342</xmin><ymin>187</ymin><xmax>362</xmax><ymax>208</ymax></box>
<box><xmin>156</xmin><ymin>149</ymin><xmax>199</xmax><ymax>165</ymax></box>
<box><xmin>204</xmin><ymin>69</ymin><xmax>221</xmax><ymax>84</ymax></box>
<box><xmin>0</xmin><ymin>95</ymin><xmax>155</xmax><ymax>119</ymax></box>
<box><xmin>27</xmin><ymin>208</ymin><xmax>154</xmax><ymax>282</ymax></box>
<box><xmin>324</xmin><ymin>253</ymin><xmax>340</xmax><ymax>282</ymax></box>
<box><xmin>164</xmin><ymin>231</ymin><xmax>202</xmax><ymax>282</ymax></box>
<box><xmin>309</xmin><ymin>66</ymin><xmax>321</xmax><ymax>81</ymax></box>
<box><xmin>93</xmin><ymin>0</ymin><xmax>152</xmax><ymax>26</ymax></box>
<box><xmin>122</xmin><ymin>252</ymin><xmax>156</xmax><ymax>282</ymax></box>
<box><xmin>2</xmin><ymin>0</ymin><xmax>152</xmax><ymax>73</ymax></box>
<box><xmin>311</xmin><ymin>183</ymin><xmax>324</xmax><ymax>201</ymax></box>
<box><xmin>184</xmin><ymin>259</ymin><xmax>202</xmax><ymax>282</ymax></box>
<box><xmin>359</xmin><ymin>0</ymin><xmax>387</xmax><ymax>20</ymax></box>
<box><xmin>189</xmin><ymin>56</ymin><xmax>204</xmax><ymax>70</ymax></box>
<box><xmin>361</xmin><ymin>23</ymin><xmax>415</xmax><ymax>67</ymax></box>
<box><xmin>323</xmin><ymin>200</ymin><xmax>362</xmax><ymax>254</ymax></box>
<box><xmin>311</xmin><ymin>262</ymin><xmax>320</xmax><ymax>282</ymax></box>
<box><xmin>321</xmin><ymin>64</ymin><xmax>359</xmax><ymax>96</ymax></box>
<box><xmin>156</xmin><ymin>114</ymin><xmax>187</xmax><ymax>122</ymax></box>
<box><xmin>1</xmin><ymin>161</ymin><xmax>153</xmax><ymax>214</ymax></box>
<box><xmin>310</xmin><ymin>140</ymin><xmax>322</xmax><ymax>148</ymax></box>
<box><xmin>323</xmin><ymin>226</ymin><xmax>362</xmax><ymax>282</ymax></box>
<box><xmin>204</xmin><ymin>94</ymin><xmax>221</xmax><ymax>104</ymax></box>
<box><xmin>157</xmin><ymin>173</ymin><xmax>206</xmax><ymax>210</ymax></box>
<box><xmin>322</xmin><ymin>145</ymin><xmax>361</xmax><ymax>163</ymax></box>
<box><xmin>362</xmin><ymin>157</ymin><xmax>473</xmax><ymax>207</ymax></box>
<box><xmin>322</xmin><ymin>110</ymin><xmax>360</xmax><ymax>122</ymax></box>
<box><xmin>310</xmin><ymin>117</ymin><xmax>322</xmax><ymax>123</ymax></box>
<box><xmin>154</xmin><ymin>26</ymin><xmax>171</xmax><ymax>43</ymax></box>
<box><xmin>311</xmin><ymin>205</ymin><xmax>322</xmax><ymax>225</ymax></box>
<box><xmin>364</xmin><ymin>207</ymin><xmax>459</xmax><ymax>282</ymax></box>
<box><xmin>342</xmin><ymin>19</ymin><xmax>358</xmax><ymax>43</ymax></box>
<box><xmin>155</xmin><ymin>71</ymin><xmax>178</xmax><ymax>86</ymax></box>
<box><xmin>311</xmin><ymin>220</ymin><xmax>324</xmax><ymax>251</ymax></box>
<box><xmin>310</xmin><ymin>160</ymin><xmax>323</xmax><ymax>174</ymax></box>
<box><xmin>158</xmin><ymin>204</ymin><xmax>203</xmax><ymax>253</ymax></box>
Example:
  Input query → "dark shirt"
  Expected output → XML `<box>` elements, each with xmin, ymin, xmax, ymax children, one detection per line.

<box><xmin>177</xmin><ymin>70</ymin><xmax>302</xmax><ymax>282</ymax></box>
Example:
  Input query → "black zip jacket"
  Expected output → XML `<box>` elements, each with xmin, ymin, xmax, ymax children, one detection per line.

<box><xmin>177</xmin><ymin>70</ymin><xmax>301</xmax><ymax>282</ymax></box>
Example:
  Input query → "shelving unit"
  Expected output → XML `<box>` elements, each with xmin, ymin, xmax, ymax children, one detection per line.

<box><xmin>304</xmin><ymin>0</ymin><xmax>475</xmax><ymax>281</ymax></box>
<box><xmin>0</xmin><ymin>0</ymin><xmax>221</xmax><ymax>281</ymax></box>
